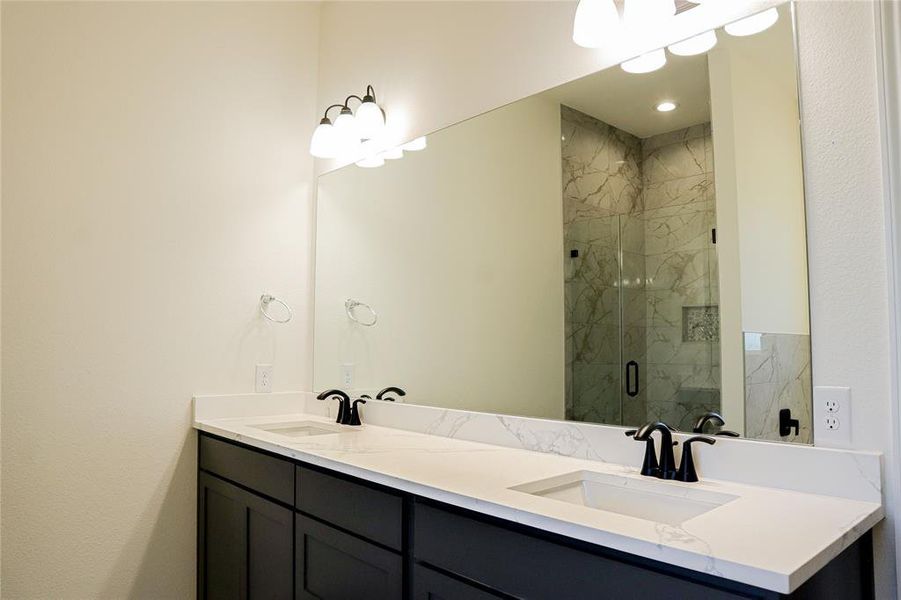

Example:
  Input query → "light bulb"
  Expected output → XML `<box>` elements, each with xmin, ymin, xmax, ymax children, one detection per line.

<box><xmin>667</xmin><ymin>30</ymin><xmax>718</xmax><ymax>56</ymax></box>
<box><xmin>380</xmin><ymin>146</ymin><xmax>404</xmax><ymax>160</ymax></box>
<box><xmin>724</xmin><ymin>7</ymin><xmax>778</xmax><ymax>37</ymax></box>
<box><xmin>309</xmin><ymin>118</ymin><xmax>338</xmax><ymax>158</ymax></box>
<box><xmin>656</xmin><ymin>101</ymin><xmax>677</xmax><ymax>112</ymax></box>
<box><xmin>572</xmin><ymin>0</ymin><xmax>620</xmax><ymax>49</ymax></box>
<box><xmin>621</xmin><ymin>49</ymin><xmax>667</xmax><ymax>74</ymax></box>
<box><xmin>355</xmin><ymin>96</ymin><xmax>386</xmax><ymax>140</ymax></box>
<box><xmin>401</xmin><ymin>136</ymin><xmax>427</xmax><ymax>151</ymax></box>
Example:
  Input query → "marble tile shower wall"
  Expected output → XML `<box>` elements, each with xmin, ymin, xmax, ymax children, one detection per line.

<box><xmin>745</xmin><ymin>332</ymin><xmax>813</xmax><ymax>444</ymax></box>
<box><xmin>561</xmin><ymin>106</ymin><xmax>720</xmax><ymax>431</ymax></box>
<box><xmin>561</xmin><ymin>106</ymin><xmax>646</xmax><ymax>425</ymax></box>
<box><xmin>640</xmin><ymin>125</ymin><xmax>721</xmax><ymax>432</ymax></box>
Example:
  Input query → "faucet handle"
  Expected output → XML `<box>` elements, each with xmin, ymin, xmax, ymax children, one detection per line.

<box><xmin>675</xmin><ymin>436</ymin><xmax>716</xmax><ymax>483</ymax></box>
<box><xmin>348</xmin><ymin>399</ymin><xmax>367</xmax><ymax>426</ymax></box>
<box><xmin>692</xmin><ymin>411</ymin><xmax>726</xmax><ymax>434</ymax></box>
<box><xmin>626</xmin><ymin>429</ymin><xmax>661</xmax><ymax>477</ymax></box>
<box><xmin>316</xmin><ymin>389</ymin><xmax>351</xmax><ymax>424</ymax></box>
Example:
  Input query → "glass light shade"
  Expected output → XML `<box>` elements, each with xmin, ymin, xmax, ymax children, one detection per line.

<box><xmin>621</xmin><ymin>49</ymin><xmax>667</xmax><ymax>74</ymax></box>
<box><xmin>667</xmin><ymin>30</ymin><xmax>718</xmax><ymax>56</ymax></box>
<box><xmin>309</xmin><ymin>120</ymin><xmax>339</xmax><ymax>158</ymax></box>
<box><xmin>401</xmin><ymin>136</ymin><xmax>427</xmax><ymax>151</ymax></box>
<box><xmin>724</xmin><ymin>8</ymin><xmax>778</xmax><ymax>37</ymax></box>
<box><xmin>572</xmin><ymin>0</ymin><xmax>619</xmax><ymax>49</ymax></box>
<box><xmin>355</xmin><ymin>100</ymin><xmax>386</xmax><ymax>140</ymax></box>
<box><xmin>356</xmin><ymin>155</ymin><xmax>385</xmax><ymax>168</ymax></box>
<box><xmin>333</xmin><ymin>109</ymin><xmax>362</xmax><ymax>158</ymax></box>
<box><xmin>380</xmin><ymin>146</ymin><xmax>404</xmax><ymax>160</ymax></box>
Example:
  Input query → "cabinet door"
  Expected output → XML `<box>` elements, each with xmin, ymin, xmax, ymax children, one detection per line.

<box><xmin>413</xmin><ymin>565</ymin><xmax>509</xmax><ymax>600</ymax></box>
<box><xmin>296</xmin><ymin>513</ymin><xmax>403</xmax><ymax>600</ymax></box>
<box><xmin>198</xmin><ymin>472</ymin><xmax>293</xmax><ymax>600</ymax></box>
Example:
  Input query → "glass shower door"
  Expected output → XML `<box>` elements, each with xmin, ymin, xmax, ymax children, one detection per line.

<box><xmin>565</xmin><ymin>215</ymin><xmax>624</xmax><ymax>425</ymax></box>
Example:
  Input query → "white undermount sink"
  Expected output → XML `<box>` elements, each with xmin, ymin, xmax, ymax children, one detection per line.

<box><xmin>249</xmin><ymin>420</ymin><xmax>344</xmax><ymax>438</ymax></box>
<box><xmin>510</xmin><ymin>471</ymin><xmax>738</xmax><ymax>526</ymax></box>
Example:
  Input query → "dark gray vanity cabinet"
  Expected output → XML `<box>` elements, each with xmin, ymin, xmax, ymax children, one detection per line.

<box><xmin>296</xmin><ymin>513</ymin><xmax>403</xmax><ymax>599</ymax></box>
<box><xmin>197</xmin><ymin>472</ymin><xmax>293</xmax><ymax>600</ymax></box>
<box><xmin>197</xmin><ymin>432</ymin><xmax>874</xmax><ymax>600</ymax></box>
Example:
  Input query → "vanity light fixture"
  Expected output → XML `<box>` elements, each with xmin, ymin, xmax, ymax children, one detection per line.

<box><xmin>401</xmin><ymin>136</ymin><xmax>427</xmax><ymax>152</ymax></box>
<box><xmin>656</xmin><ymin>101</ymin><xmax>678</xmax><ymax>112</ymax></box>
<box><xmin>356</xmin><ymin>154</ymin><xmax>386</xmax><ymax>168</ymax></box>
<box><xmin>310</xmin><ymin>84</ymin><xmax>386</xmax><ymax>160</ymax></box>
<box><xmin>724</xmin><ymin>7</ymin><xmax>779</xmax><ymax>37</ymax></box>
<box><xmin>354</xmin><ymin>85</ymin><xmax>387</xmax><ymax>140</ymax></box>
<box><xmin>668</xmin><ymin>30</ymin><xmax>718</xmax><ymax>56</ymax></box>
<box><xmin>572</xmin><ymin>0</ymin><xmax>619</xmax><ymax>49</ymax></box>
<box><xmin>621</xmin><ymin>48</ymin><xmax>667</xmax><ymax>74</ymax></box>
<box><xmin>309</xmin><ymin>110</ymin><xmax>341</xmax><ymax>159</ymax></box>
<box><xmin>380</xmin><ymin>146</ymin><xmax>404</xmax><ymax>160</ymax></box>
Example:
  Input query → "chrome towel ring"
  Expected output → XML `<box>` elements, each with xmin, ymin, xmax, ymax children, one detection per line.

<box><xmin>260</xmin><ymin>294</ymin><xmax>293</xmax><ymax>324</ymax></box>
<box><xmin>345</xmin><ymin>298</ymin><xmax>378</xmax><ymax>327</ymax></box>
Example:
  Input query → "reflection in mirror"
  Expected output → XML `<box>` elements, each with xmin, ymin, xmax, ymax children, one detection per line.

<box><xmin>314</xmin><ymin>3</ymin><xmax>811</xmax><ymax>444</ymax></box>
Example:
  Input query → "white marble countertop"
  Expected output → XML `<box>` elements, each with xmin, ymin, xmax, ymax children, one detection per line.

<box><xmin>194</xmin><ymin>411</ymin><xmax>883</xmax><ymax>594</ymax></box>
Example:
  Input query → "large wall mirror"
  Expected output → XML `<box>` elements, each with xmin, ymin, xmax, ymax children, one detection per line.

<box><xmin>314</xmin><ymin>2</ymin><xmax>812</xmax><ymax>444</ymax></box>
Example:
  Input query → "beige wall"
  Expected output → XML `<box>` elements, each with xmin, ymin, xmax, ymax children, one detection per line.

<box><xmin>314</xmin><ymin>94</ymin><xmax>565</xmax><ymax>418</ymax></box>
<box><xmin>1</xmin><ymin>2</ymin><xmax>319</xmax><ymax>597</ymax></box>
<box><xmin>797</xmin><ymin>2</ymin><xmax>896</xmax><ymax>595</ymax></box>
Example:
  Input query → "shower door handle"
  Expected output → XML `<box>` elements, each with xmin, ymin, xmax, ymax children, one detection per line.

<box><xmin>626</xmin><ymin>361</ymin><xmax>639</xmax><ymax>398</ymax></box>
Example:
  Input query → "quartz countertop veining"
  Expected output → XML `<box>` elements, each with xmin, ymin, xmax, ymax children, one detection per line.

<box><xmin>194</xmin><ymin>410</ymin><xmax>883</xmax><ymax>594</ymax></box>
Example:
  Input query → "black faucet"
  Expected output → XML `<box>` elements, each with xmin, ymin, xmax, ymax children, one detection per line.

<box><xmin>692</xmin><ymin>411</ymin><xmax>740</xmax><ymax>437</ymax></box>
<box><xmin>347</xmin><ymin>399</ymin><xmax>367</xmax><ymax>426</ymax></box>
<box><xmin>676</xmin><ymin>436</ymin><xmax>716</xmax><ymax>482</ymax></box>
<box><xmin>316</xmin><ymin>389</ymin><xmax>351</xmax><ymax>425</ymax></box>
<box><xmin>633</xmin><ymin>422</ymin><xmax>678</xmax><ymax>480</ymax></box>
<box><xmin>376</xmin><ymin>386</ymin><xmax>406</xmax><ymax>402</ymax></box>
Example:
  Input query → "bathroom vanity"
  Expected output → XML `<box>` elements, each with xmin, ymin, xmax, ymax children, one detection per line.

<box><xmin>194</xmin><ymin>396</ymin><xmax>882</xmax><ymax>600</ymax></box>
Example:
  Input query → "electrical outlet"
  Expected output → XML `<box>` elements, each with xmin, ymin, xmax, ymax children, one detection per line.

<box><xmin>340</xmin><ymin>364</ymin><xmax>355</xmax><ymax>388</ymax></box>
<box><xmin>814</xmin><ymin>386</ymin><xmax>851</xmax><ymax>447</ymax></box>
<box><xmin>255</xmin><ymin>364</ymin><xmax>273</xmax><ymax>393</ymax></box>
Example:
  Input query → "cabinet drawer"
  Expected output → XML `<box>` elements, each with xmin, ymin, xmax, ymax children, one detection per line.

<box><xmin>413</xmin><ymin>565</ymin><xmax>510</xmax><ymax>600</ymax></box>
<box><xmin>296</xmin><ymin>466</ymin><xmax>403</xmax><ymax>550</ymax></box>
<box><xmin>413</xmin><ymin>502</ymin><xmax>752</xmax><ymax>600</ymax></box>
<box><xmin>296</xmin><ymin>513</ymin><xmax>402</xmax><ymax>600</ymax></box>
<box><xmin>199</xmin><ymin>434</ymin><xmax>294</xmax><ymax>505</ymax></box>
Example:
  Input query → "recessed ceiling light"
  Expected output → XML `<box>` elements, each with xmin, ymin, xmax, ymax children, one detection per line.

<box><xmin>656</xmin><ymin>101</ymin><xmax>678</xmax><ymax>112</ymax></box>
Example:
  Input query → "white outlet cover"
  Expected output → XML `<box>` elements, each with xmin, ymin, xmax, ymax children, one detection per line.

<box><xmin>814</xmin><ymin>386</ymin><xmax>851</xmax><ymax>447</ymax></box>
<box><xmin>255</xmin><ymin>364</ymin><xmax>273</xmax><ymax>393</ymax></box>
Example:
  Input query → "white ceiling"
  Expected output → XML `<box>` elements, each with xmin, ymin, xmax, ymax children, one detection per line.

<box><xmin>544</xmin><ymin>51</ymin><xmax>711</xmax><ymax>140</ymax></box>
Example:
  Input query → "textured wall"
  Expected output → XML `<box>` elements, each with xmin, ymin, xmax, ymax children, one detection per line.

<box><xmin>1</xmin><ymin>2</ymin><xmax>320</xmax><ymax>596</ymax></box>
<box><xmin>796</xmin><ymin>1</ymin><xmax>896</xmax><ymax>596</ymax></box>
